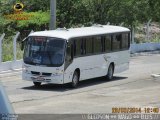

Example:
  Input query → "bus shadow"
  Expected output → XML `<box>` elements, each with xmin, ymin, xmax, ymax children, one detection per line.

<box><xmin>22</xmin><ymin>84</ymin><xmax>68</xmax><ymax>92</ymax></box>
<box><xmin>22</xmin><ymin>76</ymin><xmax>128</xmax><ymax>92</ymax></box>
<box><xmin>78</xmin><ymin>76</ymin><xmax>128</xmax><ymax>88</ymax></box>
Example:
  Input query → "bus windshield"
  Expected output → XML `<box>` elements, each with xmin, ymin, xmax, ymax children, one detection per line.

<box><xmin>23</xmin><ymin>37</ymin><xmax>66</xmax><ymax>67</ymax></box>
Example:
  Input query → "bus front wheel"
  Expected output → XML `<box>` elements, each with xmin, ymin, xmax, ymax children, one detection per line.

<box><xmin>107</xmin><ymin>64</ymin><xmax>114</xmax><ymax>80</ymax></box>
<box><xmin>71</xmin><ymin>71</ymin><xmax>79</xmax><ymax>88</ymax></box>
<box><xmin>33</xmin><ymin>82</ymin><xmax>41</xmax><ymax>87</ymax></box>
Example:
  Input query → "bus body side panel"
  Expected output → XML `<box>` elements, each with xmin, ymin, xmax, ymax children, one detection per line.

<box><xmin>64</xmin><ymin>54</ymin><xmax>110</xmax><ymax>83</ymax></box>
<box><xmin>64</xmin><ymin>50</ymin><xmax>129</xmax><ymax>83</ymax></box>
<box><xmin>105</xmin><ymin>50</ymin><xmax>130</xmax><ymax>74</ymax></box>
<box><xmin>64</xmin><ymin>56</ymin><xmax>99</xmax><ymax>83</ymax></box>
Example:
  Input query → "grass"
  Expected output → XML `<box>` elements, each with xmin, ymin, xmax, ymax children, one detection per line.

<box><xmin>2</xmin><ymin>36</ymin><xmax>23</xmax><ymax>62</ymax></box>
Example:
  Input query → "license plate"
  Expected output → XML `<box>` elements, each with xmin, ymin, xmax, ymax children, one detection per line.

<box><xmin>31</xmin><ymin>77</ymin><xmax>45</xmax><ymax>82</ymax></box>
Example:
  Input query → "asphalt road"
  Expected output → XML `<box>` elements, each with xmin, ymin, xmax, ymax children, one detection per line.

<box><xmin>0</xmin><ymin>54</ymin><xmax>160</xmax><ymax>114</ymax></box>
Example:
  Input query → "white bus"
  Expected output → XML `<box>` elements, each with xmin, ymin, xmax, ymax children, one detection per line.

<box><xmin>22</xmin><ymin>25</ymin><xmax>130</xmax><ymax>88</ymax></box>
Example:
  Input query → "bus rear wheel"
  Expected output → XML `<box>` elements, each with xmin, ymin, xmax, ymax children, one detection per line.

<box><xmin>71</xmin><ymin>71</ymin><xmax>79</xmax><ymax>88</ymax></box>
<box><xmin>107</xmin><ymin>64</ymin><xmax>114</xmax><ymax>80</ymax></box>
<box><xmin>33</xmin><ymin>82</ymin><xmax>41</xmax><ymax>87</ymax></box>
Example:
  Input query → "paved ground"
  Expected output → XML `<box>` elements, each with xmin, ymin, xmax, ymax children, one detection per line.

<box><xmin>0</xmin><ymin>54</ymin><xmax>160</xmax><ymax>114</ymax></box>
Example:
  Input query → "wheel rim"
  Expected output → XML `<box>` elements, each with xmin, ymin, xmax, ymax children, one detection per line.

<box><xmin>73</xmin><ymin>73</ymin><xmax>78</xmax><ymax>86</ymax></box>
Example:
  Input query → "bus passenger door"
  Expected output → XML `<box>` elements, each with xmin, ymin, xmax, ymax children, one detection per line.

<box><xmin>64</xmin><ymin>41</ymin><xmax>74</xmax><ymax>83</ymax></box>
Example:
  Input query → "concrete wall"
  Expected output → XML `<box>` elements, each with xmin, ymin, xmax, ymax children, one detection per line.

<box><xmin>0</xmin><ymin>60</ymin><xmax>22</xmax><ymax>72</ymax></box>
<box><xmin>130</xmin><ymin>43</ymin><xmax>160</xmax><ymax>53</ymax></box>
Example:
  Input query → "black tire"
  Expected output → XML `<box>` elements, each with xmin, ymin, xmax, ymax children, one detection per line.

<box><xmin>33</xmin><ymin>82</ymin><xmax>41</xmax><ymax>87</ymax></box>
<box><xmin>107</xmin><ymin>64</ymin><xmax>114</xmax><ymax>80</ymax></box>
<box><xmin>70</xmin><ymin>71</ymin><xmax>79</xmax><ymax>88</ymax></box>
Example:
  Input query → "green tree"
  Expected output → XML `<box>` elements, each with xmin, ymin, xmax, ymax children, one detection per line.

<box><xmin>23</xmin><ymin>0</ymin><xmax>50</xmax><ymax>12</ymax></box>
<box><xmin>148</xmin><ymin>0</ymin><xmax>160</xmax><ymax>21</ymax></box>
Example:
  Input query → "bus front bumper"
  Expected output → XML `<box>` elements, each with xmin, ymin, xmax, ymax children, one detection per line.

<box><xmin>22</xmin><ymin>72</ymin><xmax>64</xmax><ymax>84</ymax></box>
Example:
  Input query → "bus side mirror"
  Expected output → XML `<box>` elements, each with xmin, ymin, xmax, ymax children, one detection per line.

<box><xmin>21</xmin><ymin>37</ymin><xmax>27</xmax><ymax>50</ymax></box>
<box><xmin>21</xmin><ymin>41</ymin><xmax>24</xmax><ymax>50</ymax></box>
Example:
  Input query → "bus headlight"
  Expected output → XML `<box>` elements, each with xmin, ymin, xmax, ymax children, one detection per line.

<box><xmin>53</xmin><ymin>70</ymin><xmax>64</xmax><ymax>76</ymax></box>
<box><xmin>22</xmin><ymin>65</ymin><xmax>30</xmax><ymax>74</ymax></box>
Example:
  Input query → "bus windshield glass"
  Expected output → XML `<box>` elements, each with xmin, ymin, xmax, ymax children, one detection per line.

<box><xmin>23</xmin><ymin>37</ymin><xmax>66</xmax><ymax>67</ymax></box>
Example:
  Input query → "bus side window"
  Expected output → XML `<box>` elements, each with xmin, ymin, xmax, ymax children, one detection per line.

<box><xmin>105</xmin><ymin>35</ymin><xmax>111</xmax><ymax>52</ymax></box>
<box><xmin>101</xmin><ymin>36</ymin><xmax>105</xmax><ymax>52</ymax></box>
<box><xmin>79</xmin><ymin>38</ymin><xmax>86</xmax><ymax>55</ymax></box>
<box><xmin>73</xmin><ymin>40</ymin><xmax>76</xmax><ymax>56</ymax></box>
<box><xmin>93</xmin><ymin>36</ymin><xmax>102</xmax><ymax>54</ymax></box>
<box><xmin>74</xmin><ymin>38</ymin><xmax>82</xmax><ymax>56</ymax></box>
<box><xmin>86</xmin><ymin>37</ymin><xmax>93</xmax><ymax>54</ymax></box>
<box><xmin>80</xmin><ymin>39</ymin><xmax>83</xmax><ymax>55</ymax></box>
<box><xmin>128</xmin><ymin>33</ymin><xmax>131</xmax><ymax>49</ymax></box>
<box><xmin>121</xmin><ymin>33</ymin><xmax>129</xmax><ymax>49</ymax></box>
<box><xmin>82</xmin><ymin>38</ymin><xmax>86</xmax><ymax>55</ymax></box>
<box><xmin>112</xmin><ymin>34</ymin><xmax>121</xmax><ymax>51</ymax></box>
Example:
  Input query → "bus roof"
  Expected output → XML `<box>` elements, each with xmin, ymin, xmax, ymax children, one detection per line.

<box><xmin>29</xmin><ymin>25</ymin><xmax>130</xmax><ymax>40</ymax></box>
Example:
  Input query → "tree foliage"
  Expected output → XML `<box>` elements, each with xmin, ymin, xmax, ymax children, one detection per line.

<box><xmin>0</xmin><ymin>0</ymin><xmax>160</xmax><ymax>36</ymax></box>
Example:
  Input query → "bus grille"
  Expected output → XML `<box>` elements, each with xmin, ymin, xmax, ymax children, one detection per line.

<box><xmin>31</xmin><ymin>71</ymin><xmax>52</xmax><ymax>76</ymax></box>
<box><xmin>31</xmin><ymin>71</ymin><xmax>40</xmax><ymax>75</ymax></box>
<box><xmin>42</xmin><ymin>73</ymin><xmax>52</xmax><ymax>76</ymax></box>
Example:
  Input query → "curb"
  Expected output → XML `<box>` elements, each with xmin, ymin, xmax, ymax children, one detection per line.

<box><xmin>151</xmin><ymin>74</ymin><xmax>160</xmax><ymax>78</ymax></box>
<box><xmin>130</xmin><ymin>51</ymin><xmax>160</xmax><ymax>57</ymax></box>
<box><xmin>130</xmin><ymin>50</ymin><xmax>160</xmax><ymax>57</ymax></box>
<box><xmin>0</xmin><ymin>69</ymin><xmax>22</xmax><ymax>78</ymax></box>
